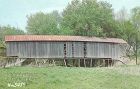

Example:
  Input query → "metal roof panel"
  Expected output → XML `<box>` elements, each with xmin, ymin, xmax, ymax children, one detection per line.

<box><xmin>5</xmin><ymin>35</ymin><xmax>127</xmax><ymax>44</ymax></box>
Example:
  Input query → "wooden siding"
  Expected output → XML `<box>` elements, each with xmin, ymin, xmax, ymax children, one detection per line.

<box><xmin>7</xmin><ymin>42</ymin><xmax>64</xmax><ymax>58</ymax></box>
<box><xmin>73</xmin><ymin>42</ymin><xmax>84</xmax><ymax>58</ymax></box>
<box><xmin>6</xmin><ymin>41</ymin><xmax>126</xmax><ymax>59</ymax></box>
<box><xmin>66</xmin><ymin>42</ymin><xmax>73</xmax><ymax>57</ymax></box>
<box><xmin>86</xmin><ymin>42</ymin><xmax>126</xmax><ymax>59</ymax></box>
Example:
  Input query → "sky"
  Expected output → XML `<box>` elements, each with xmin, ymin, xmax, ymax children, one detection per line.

<box><xmin>0</xmin><ymin>0</ymin><xmax>140</xmax><ymax>31</ymax></box>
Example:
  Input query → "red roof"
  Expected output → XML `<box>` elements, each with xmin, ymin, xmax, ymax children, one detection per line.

<box><xmin>5</xmin><ymin>35</ymin><xmax>127</xmax><ymax>44</ymax></box>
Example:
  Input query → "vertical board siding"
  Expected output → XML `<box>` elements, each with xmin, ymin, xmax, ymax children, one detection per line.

<box><xmin>66</xmin><ymin>42</ymin><xmax>73</xmax><ymax>58</ymax></box>
<box><xmin>7</xmin><ymin>42</ymin><xmax>64</xmax><ymax>58</ymax></box>
<box><xmin>86</xmin><ymin>42</ymin><xmax>125</xmax><ymax>59</ymax></box>
<box><xmin>73</xmin><ymin>42</ymin><xmax>84</xmax><ymax>58</ymax></box>
<box><xmin>6</xmin><ymin>41</ymin><xmax>126</xmax><ymax>59</ymax></box>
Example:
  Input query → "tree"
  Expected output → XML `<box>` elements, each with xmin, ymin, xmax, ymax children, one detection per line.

<box><xmin>62</xmin><ymin>0</ymin><xmax>120</xmax><ymax>37</ymax></box>
<box><xmin>116</xmin><ymin>7</ymin><xmax>140</xmax><ymax>64</ymax></box>
<box><xmin>51</xmin><ymin>10</ymin><xmax>62</xmax><ymax>26</ymax></box>
<box><xmin>0</xmin><ymin>25</ymin><xmax>25</xmax><ymax>41</ymax></box>
<box><xmin>114</xmin><ymin>7</ymin><xmax>140</xmax><ymax>64</ymax></box>
<box><xmin>0</xmin><ymin>25</ymin><xmax>24</xmax><ymax>50</ymax></box>
<box><xmin>26</xmin><ymin>11</ymin><xmax>61</xmax><ymax>35</ymax></box>
<box><xmin>115</xmin><ymin>7</ymin><xmax>129</xmax><ymax>22</ymax></box>
<box><xmin>131</xmin><ymin>7</ymin><xmax>140</xmax><ymax>64</ymax></box>
<box><xmin>115</xmin><ymin>8</ymin><xmax>136</xmax><ymax>42</ymax></box>
<box><xmin>131</xmin><ymin>7</ymin><xmax>140</xmax><ymax>29</ymax></box>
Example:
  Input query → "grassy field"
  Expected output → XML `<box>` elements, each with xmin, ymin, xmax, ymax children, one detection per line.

<box><xmin>0</xmin><ymin>66</ymin><xmax>140</xmax><ymax>89</ymax></box>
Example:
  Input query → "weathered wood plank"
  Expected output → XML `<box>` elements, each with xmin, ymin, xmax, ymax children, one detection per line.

<box><xmin>6</xmin><ymin>41</ymin><xmax>127</xmax><ymax>60</ymax></box>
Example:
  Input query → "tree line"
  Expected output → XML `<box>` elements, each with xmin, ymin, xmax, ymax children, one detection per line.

<box><xmin>0</xmin><ymin>0</ymin><xmax>140</xmax><ymax>62</ymax></box>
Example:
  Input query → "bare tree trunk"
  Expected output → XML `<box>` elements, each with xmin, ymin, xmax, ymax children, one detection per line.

<box><xmin>136</xmin><ymin>33</ymin><xmax>138</xmax><ymax>65</ymax></box>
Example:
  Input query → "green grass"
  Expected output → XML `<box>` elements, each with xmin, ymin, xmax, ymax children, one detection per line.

<box><xmin>0</xmin><ymin>66</ymin><xmax>140</xmax><ymax>89</ymax></box>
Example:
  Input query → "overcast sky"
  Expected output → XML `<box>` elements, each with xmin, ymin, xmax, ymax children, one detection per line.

<box><xmin>0</xmin><ymin>0</ymin><xmax>140</xmax><ymax>30</ymax></box>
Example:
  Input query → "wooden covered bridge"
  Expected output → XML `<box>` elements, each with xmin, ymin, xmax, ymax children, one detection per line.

<box><xmin>5</xmin><ymin>35</ymin><xmax>127</xmax><ymax>67</ymax></box>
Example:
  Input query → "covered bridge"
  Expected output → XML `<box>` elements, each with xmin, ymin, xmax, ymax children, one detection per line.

<box><xmin>5</xmin><ymin>35</ymin><xmax>127</xmax><ymax>67</ymax></box>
